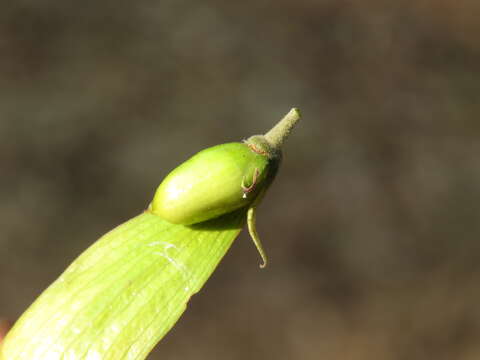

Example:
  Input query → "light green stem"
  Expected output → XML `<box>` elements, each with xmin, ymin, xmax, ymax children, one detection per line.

<box><xmin>247</xmin><ymin>187</ymin><xmax>269</xmax><ymax>268</ymax></box>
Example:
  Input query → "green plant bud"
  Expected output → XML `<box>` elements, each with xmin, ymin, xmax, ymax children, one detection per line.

<box><xmin>151</xmin><ymin>141</ymin><xmax>279</xmax><ymax>225</ymax></box>
<box><xmin>0</xmin><ymin>108</ymin><xmax>301</xmax><ymax>360</ymax></box>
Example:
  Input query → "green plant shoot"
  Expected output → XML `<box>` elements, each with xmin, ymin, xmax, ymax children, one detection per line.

<box><xmin>0</xmin><ymin>108</ymin><xmax>301</xmax><ymax>360</ymax></box>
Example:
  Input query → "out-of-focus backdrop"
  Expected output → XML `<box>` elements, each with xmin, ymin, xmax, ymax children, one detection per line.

<box><xmin>2</xmin><ymin>1</ymin><xmax>480</xmax><ymax>359</ymax></box>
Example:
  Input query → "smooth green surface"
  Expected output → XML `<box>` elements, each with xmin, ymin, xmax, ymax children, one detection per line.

<box><xmin>151</xmin><ymin>142</ymin><xmax>269</xmax><ymax>225</ymax></box>
<box><xmin>1</xmin><ymin>210</ymin><xmax>245</xmax><ymax>360</ymax></box>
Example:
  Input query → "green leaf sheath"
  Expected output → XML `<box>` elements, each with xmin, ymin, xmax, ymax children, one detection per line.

<box><xmin>1</xmin><ymin>210</ymin><xmax>246</xmax><ymax>360</ymax></box>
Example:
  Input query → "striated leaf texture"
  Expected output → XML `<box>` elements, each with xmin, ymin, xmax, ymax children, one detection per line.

<box><xmin>1</xmin><ymin>209</ymin><xmax>245</xmax><ymax>360</ymax></box>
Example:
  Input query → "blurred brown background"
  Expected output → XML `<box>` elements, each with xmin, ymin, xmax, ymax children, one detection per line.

<box><xmin>2</xmin><ymin>1</ymin><xmax>480</xmax><ymax>359</ymax></box>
